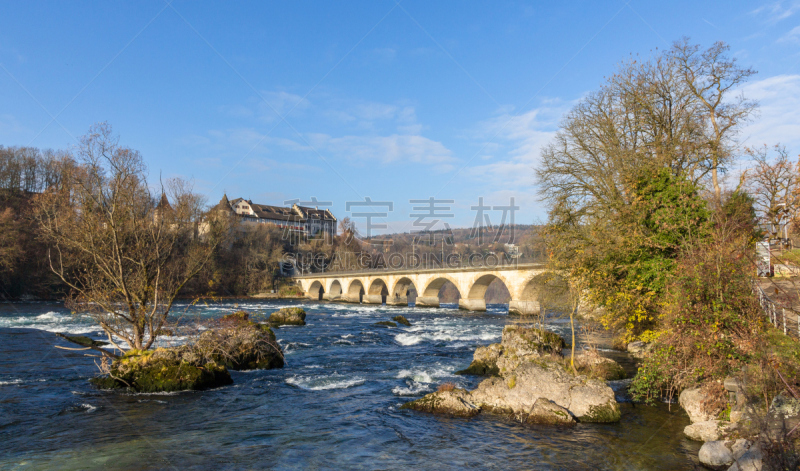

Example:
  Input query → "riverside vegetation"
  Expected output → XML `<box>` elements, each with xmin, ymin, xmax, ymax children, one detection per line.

<box><xmin>532</xmin><ymin>39</ymin><xmax>800</xmax><ymax>468</ymax></box>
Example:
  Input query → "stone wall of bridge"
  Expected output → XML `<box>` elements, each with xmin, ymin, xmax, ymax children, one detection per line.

<box><xmin>294</xmin><ymin>266</ymin><xmax>547</xmax><ymax>315</ymax></box>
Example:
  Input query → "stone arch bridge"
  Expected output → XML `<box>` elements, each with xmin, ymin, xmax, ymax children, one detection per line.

<box><xmin>293</xmin><ymin>263</ymin><xmax>546</xmax><ymax>315</ymax></box>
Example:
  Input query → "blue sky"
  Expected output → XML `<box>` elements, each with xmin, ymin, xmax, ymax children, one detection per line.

<box><xmin>2</xmin><ymin>1</ymin><xmax>800</xmax><ymax>234</ymax></box>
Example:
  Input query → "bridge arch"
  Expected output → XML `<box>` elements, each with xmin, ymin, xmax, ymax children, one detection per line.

<box><xmin>416</xmin><ymin>276</ymin><xmax>461</xmax><ymax>308</ymax></box>
<box><xmin>465</xmin><ymin>273</ymin><xmax>513</xmax><ymax>300</ymax></box>
<box><xmin>421</xmin><ymin>276</ymin><xmax>461</xmax><ymax>298</ymax></box>
<box><xmin>507</xmin><ymin>273</ymin><xmax>550</xmax><ymax>316</ymax></box>
<box><xmin>391</xmin><ymin>277</ymin><xmax>417</xmax><ymax>298</ymax></box>
<box><xmin>328</xmin><ymin>279</ymin><xmax>343</xmax><ymax>299</ymax></box>
<box><xmin>308</xmin><ymin>280</ymin><xmax>325</xmax><ymax>301</ymax></box>
<box><xmin>346</xmin><ymin>279</ymin><xmax>365</xmax><ymax>303</ymax></box>
<box><xmin>460</xmin><ymin>273</ymin><xmax>513</xmax><ymax>312</ymax></box>
<box><xmin>368</xmin><ymin>278</ymin><xmax>389</xmax><ymax>295</ymax></box>
<box><xmin>387</xmin><ymin>276</ymin><xmax>416</xmax><ymax>306</ymax></box>
<box><xmin>366</xmin><ymin>278</ymin><xmax>390</xmax><ymax>304</ymax></box>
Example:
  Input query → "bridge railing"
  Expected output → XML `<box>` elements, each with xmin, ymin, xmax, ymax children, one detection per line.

<box><xmin>754</xmin><ymin>282</ymin><xmax>800</xmax><ymax>339</ymax></box>
<box><xmin>293</xmin><ymin>255</ymin><xmax>545</xmax><ymax>277</ymax></box>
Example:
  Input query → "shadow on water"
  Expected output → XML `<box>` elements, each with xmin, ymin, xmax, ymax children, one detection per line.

<box><xmin>0</xmin><ymin>300</ymin><xmax>700</xmax><ymax>470</ymax></box>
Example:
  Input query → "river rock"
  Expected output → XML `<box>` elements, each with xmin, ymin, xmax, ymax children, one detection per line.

<box><xmin>574</xmin><ymin>351</ymin><xmax>626</xmax><ymax>381</ymax></box>
<box><xmin>407</xmin><ymin>324</ymin><xmax>619</xmax><ymax>424</ymax></box>
<box><xmin>517</xmin><ymin>398</ymin><xmax>576</xmax><ymax>426</ymax></box>
<box><xmin>699</xmin><ymin>441</ymin><xmax>735</xmax><ymax>469</ymax></box>
<box><xmin>400</xmin><ymin>389</ymin><xmax>480</xmax><ymax>417</ymax></box>
<box><xmin>680</xmin><ymin>386</ymin><xmax>715</xmax><ymax>423</ymax></box>
<box><xmin>496</xmin><ymin>325</ymin><xmax>564</xmax><ymax>374</ymax></box>
<box><xmin>727</xmin><ymin>442</ymin><xmax>762</xmax><ymax>471</ymax></box>
<box><xmin>456</xmin><ymin>325</ymin><xmax>565</xmax><ymax>376</ymax></box>
<box><xmin>470</xmin><ymin>362</ymin><xmax>621</xmax><ymax>422</ymax></box>
<box><xmin>626</xmin><ymin>340</ymin><xmax>650</xmax><ymax>358</ymax></box>
<box><xmin>90</xmin><ymin>347</ymin><xmax>233</xmax><ymax>393</ymax></box>
<box><xmin>683</xmin><ymin>420</ymin><xmax>731</xmax><ymax>442</ymax></box>
<box><xmin>392</xmin><ymin>315</ymin><xmax>411</xmax><ymax>326</ymax></box>
<box><xmin>456</xmin><ymin>343</ymin><xmax>502</xmax><ymax>376</ymax></box>
<box><xmin>197</xmin><ymin>314</ymin><xmax>284</xmax><ymax>370</ymax></box>
<box><xmin>269</xmin><ymin>307</ymin><xmax>306</xmax><ymax>326</ymax></box>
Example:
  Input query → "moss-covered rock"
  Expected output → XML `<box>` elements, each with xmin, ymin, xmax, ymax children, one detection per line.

<box><xmin>221</xmin><ymin>311</ymin><xmax>251</xmax><ymax>323</ymax></box>
<box><xmin>574</xmin><ymin>352</ymin><xmax>626</xmax><ymax>381</ymax></box>
<box><xmin>392</xmin><ymin>315</ymin><xmax>411</xmax><ymax>326</ymax></box>
<box><xmin>269</xmin><ymin>307</ymin><xmax>306</xmax><ymax>326</ymax></box>
<box><xmin>374</xmin><ymin>321</ymin><xmax>398</xmax><ymax>328</ymax></box>
<box><xmin>400</xmin><ymin>389</ymin><xmax>480</xmax><ymax>417</ymax></box>
<box><xmin>90</xmin><ymin>310</ymin><xmax>285</xmax><ymax>392</ymax></box>
<box><xmin>470</xmin><ymin>361</ymin><xmax>622</xmax><ymax>424</ymax></box>
<box><xmin>518</xmin><ymin>398</ymin><xmax>576</xmax><ymax>426</ymax></box>
<box><xmin>580</xmin><ymin>402</ymin><xmax>622</xmax><ymax>423</ymax></box>
<box><xmin>197</xmin><ymin>312</ymin><xmax>284</xmax><ymax>370</ymax></box>
<box><xmin>456</xmin><ymin>360</ymin><xmax>500</xmax><ymax>376</ymax></box>
<box><xmin>456</xmin><ymin>343</ymin><xmax>502</xmax><ymax>376</ymax></box>
<box><xmin>91</xmin><ymin>348</ymin><xmax>233</xmax><ymax>393</ymax></box>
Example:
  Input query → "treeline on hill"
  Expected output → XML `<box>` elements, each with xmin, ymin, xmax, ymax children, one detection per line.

<box><xmin>536</xmin><ymin>38</ymin><xmax>800</xmax><ymax>461</ymax></box>
<box><xmin>0</xmin><ymin>142</ymin><xmax>329</xmax><ymax>299</ymax></box>
<box><xmin>0</xmin><ymin>146</ymin><xmax>75</xmax><ymax>298</ymax></box>
<box><xmin>2</xmin><ymin>135</ymin><xmax>543</xmax><ymax>300</ymax></box>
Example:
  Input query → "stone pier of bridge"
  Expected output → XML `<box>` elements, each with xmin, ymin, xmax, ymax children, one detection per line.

<box><xmin>293</xmin><ymin>264</ymin><xmax>547</xmax><ymax>315</ymax></box>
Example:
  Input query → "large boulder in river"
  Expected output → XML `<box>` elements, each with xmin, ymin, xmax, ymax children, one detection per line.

<box><xmin>456</xmin><ymin>343</ymin><xmax>502</xmax><ymax>376</ymax></box>
<box><xmin>698</xmin><ymin>439</ymin><xmax>760</xmax><ymax>470</ymax></box>
<box><xmin>518</xmin><ymin>398</ymin><xmax>576</xmax><ymax>426</ymax></box>
<box><xmin>683</xmin><ymin>420</ymin><xmax>734</xmax><ymax>442</ymax></box>
<box><xmin>392</xmin><ymin>315</ymin><xmax>411</xmax><ymax>326</ymax></box>
<box><xmin>406</xmin><ymin>324</ymin><xmax>620</xmax><ymax>424</ymax></box>
<box><xmin>91</xmin><ymin>347</ymin><xmax>233</xmax><ymax>393</ymax></box>
<box><xmin>573</xmin><ymin>351</ymin><xmax>626</xmax><ymax>381</ymax></box>
<box><xmin>400</xmin><ymin>389</ymin><xmax>480</xmax><ymax>417</ymax></box>
<box><xmin>407</xmin><ymin>361</ymin><xmax>620</xmax><ymax>423</ymax></box>
<box><xmin>269</xmin><ymin>307</ymin><xmax>306</xmax><ymax>326</ymax></box>
<box><xmin>497</xmin><ymin>325</ymin><xmax>564</xmax><ymax>373</ymax></box>
<box><xmin>457</xmin><ymin>325</ymin><xmax>565</xmax><ymax>376</ymax></box>
<box><xmin>679</xmin><ymin>386</ymin><xmax>716</xmax><ymax>423</ymax></box>
<box><xmin>699</xmin><ymin>440</ymin><xmax>735</xmax><ymax>470</ymax></box>
<box><xmin>470</xmin><ymin>362</ymin><xmax>621</xmax><ymax>422</ymax></box>
<box><xmin>197</xmin><ymin>312</ymin><xmax>284</xmax><ymax>370</ymax></box>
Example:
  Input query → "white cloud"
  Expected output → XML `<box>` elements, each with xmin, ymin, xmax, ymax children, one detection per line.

<box><xmin>459</xmin><ymin>103</ymin><xmax>569</xmax><ymax>188</ymax></box>
<box><xmin>778</xmin><ymin>25</ymin><xmax>800</xmax><ymax>43</ymax></box>
<box><xmin>739</xmin><ymin>74</ymin><xmax>800</xmax><ymax>150</ymax></box>
<box><xmin>309</xmin><ymin>133</ymin><xmax>456</xmax><ymax>172</ymax></box>
<box><xmin>257</xmin><ymin>91</ymin><xmax>311</xmax><ymax>121</ymax></box>
<box><xmin>752</xmin><ymin>1</ymin><xmax>800</xmax><ymax>22</ymax></box>
<box><xmin>185</xmin><ymin>91</ymin><xmax>452</xmax><ymax>172</ymax></box>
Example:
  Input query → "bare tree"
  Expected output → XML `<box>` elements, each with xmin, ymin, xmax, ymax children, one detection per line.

<box><xmin>744</xmin><ymin>144</ymin><xmax>798</xmax><ymax>238</ymax></box>
<box><xmin>536</xmin><ymin>50</ymin><xmax>710</xmax><ymax>222</ymax></box>
<box><xmin>669</xmin><ymin>38</ymin><xmax>758</xmax><ymax>203</ymax></box>
<box><xmin>33</xmin><ymin>123</ymin><xmax>228</xmax><ymax>354</ymax></box>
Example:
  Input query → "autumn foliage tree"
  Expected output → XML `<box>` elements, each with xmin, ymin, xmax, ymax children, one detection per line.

<box><xmin>32</xmin><ymin>123</ymin><xmax>227</xmax><ymax>354</ymax></box>
<box><xmin>630</xmin><ymin>195</ymin><xmax>763</xmax><ymax>403</ymax></box>
<box><xmin>537</xmin><ymin>39</ymin><xmax>757</xmax><ymax>341</ymax></box>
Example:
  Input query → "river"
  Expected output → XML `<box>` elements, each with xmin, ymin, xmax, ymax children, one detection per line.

<box><xmin>0</xmin><ymin>300</ymin><xmax>701</xmax><ymax>470</ymax></box>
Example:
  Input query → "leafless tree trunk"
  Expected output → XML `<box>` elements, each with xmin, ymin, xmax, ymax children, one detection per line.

<box><xmin>669</xmin><ymin>38</ymin><xmax>758</xmax><ymax>204</ymax></box>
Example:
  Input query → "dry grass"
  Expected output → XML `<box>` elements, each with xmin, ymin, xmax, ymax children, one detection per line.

<box><xmin>437</xmin><ymin>382</ymin><xmax>456</xmax><ymax>392</ymax></box>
